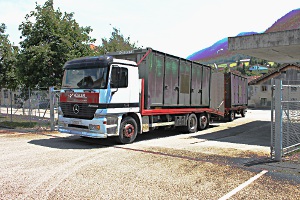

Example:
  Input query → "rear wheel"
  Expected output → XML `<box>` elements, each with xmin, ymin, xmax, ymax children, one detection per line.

<box><xmin>198</xmin><ymin>114</ymin><xmax>208</xmax><ymax>130</ymax></box>
<box><xmin>241</xmin><ymin>109</ymin><xmax>246</xmax><ymax>117</ymax></box>
<box><xmin>228</xmin><ymin>111</ymin><xmax>235</xmax><ymax>122</ymax></box>
<box><xmin>186</xmin><ymin>114</ymin><xmax>198</xmax><ymax>133</ymax></box>
<box><xmin>118</xmin><ymin>116</ymin><xmax>138</xmax><ymax>144</ymax></box>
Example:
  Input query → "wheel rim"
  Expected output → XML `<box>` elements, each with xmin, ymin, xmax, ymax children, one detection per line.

<box><xmin>231</xmin><ymin>112</ymin><xmax>234</xmax><ymax>120</ymax></box>
<box><xmin>123</xmin><ymin>124</ymin><xmax>135</xmax><ymax>138</ymax></box>
<box><xmin>200</xmin><ymin>116</ymin><xmax>207</xmax><ymax>129</ymax></box>
<box><xmin>190</xmin><ymin>117</ymin><xmax>197</xmax><ymax>130</ymax></box>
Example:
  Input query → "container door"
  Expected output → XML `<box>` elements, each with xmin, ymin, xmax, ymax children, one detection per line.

<box><xmin>191</xmin><ymin>64</ymin><xmax>202</xmax><ymax>106</ymax></box>
<box><xmin>231</xmin><ymin>74</ymin><xmax>239</xmax><ymax>105</ymax></box>
<box><xmin>241</xmin><ymin>77</ymin><xmax>248</xmax><ymax>105</ymax></box>
<box><xmin>201</xmin><ymin>66</ymin><xmax>211</xmax><ymax>107</ymax></box>
<box><xmin>210</xmin><ymin>72</ymin><xmax>225</xmax><ymax>112</ymax></box>
<box><xmin>179</xmin><ymin>61</ymin><xmax>191</xmax><ymax>106</ymax></box>
<box><xmin>148</xmin><ymin>54</ymin><xmax>164</xmax><ymax>107</ymax></box>
<box><xmin>163</xmin><ymin>57</ymin><xmax>179</xmax><ymax>106</ymax></box>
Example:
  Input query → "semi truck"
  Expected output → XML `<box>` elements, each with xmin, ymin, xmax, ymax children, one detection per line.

<box><xmin>58</xmin><ymin>48</ymin><xmax>247</xmax><ymax>144</ymax></box>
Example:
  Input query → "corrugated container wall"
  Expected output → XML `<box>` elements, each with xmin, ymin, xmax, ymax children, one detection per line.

<box><xmin>210</xmin><ymin>72</ymin><xmax>225</xmax><ymax>113</ymax></box>
<box><xmin>224</xmin><ymin>72</ymin><xmax>248</xmax><ymax>108</ymax></box>
<box><xmin>107</xmin><ymin>48</ymin><xmax>211</xmax><ymax>109</ymax></box>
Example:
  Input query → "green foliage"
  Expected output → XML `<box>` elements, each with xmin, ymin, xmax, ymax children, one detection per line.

<box><xmin>249</xmin><ymin>57</ymin><xmax>270</xmax><ymax>66</ymax></box>
<box><xmin>0</xmin><ymin>23</ymin><xmax>19</xmax><ymax>90</ymax></box>
<box><xmin>0</xmin><ymin>121</ymin><xmax>38</xmax><ymax>128</ymax></box>
<box><xmin>17</xmin><ymin>0</ymin><xmax>96</xmax><ymax>89</ymax></box>
<box><xmin>98</xmin><ymin>27</ymin><xmax>139</xmax><ymax>54</ymax></box>
<box><xmin>235</xmin><ymin>63</ymin><xmax>246</xmax><ymax>75</ymax></box>
<box><xmin>2</xmin><ymin>0</ymin><xmax>140</xmax><ymax>91</ymax></box>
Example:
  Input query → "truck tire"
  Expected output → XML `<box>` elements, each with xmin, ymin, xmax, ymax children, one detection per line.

<box><xmin>118</xmin><ymin>116</ymin><xmax>138</xmax><ymax>144</ymax></box>
<box><xmin>241</xmin><ymin>109</ymin><xmax>246</xmax><ymax>117</ymax></box>
<box><xmin>186</xmin><ymin>113</ymin><xmax>198</xmax><ymax>133</ymax></box>
<box><xmin>198</xmin><ymin>113</ymin><xmax>208</xmax><ymax>130</ymax></box>
<box><xmin>228</xmin><ymin>111</ymin><xmax>235</xmax><ymax>122</ymax></box>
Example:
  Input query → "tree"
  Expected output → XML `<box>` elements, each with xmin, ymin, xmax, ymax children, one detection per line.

<box><xmin>0</xmin><ymin>23</ymin><xmax>18</xmax><ymax>90</ymax></box>
<box><xmin>99</xmin><ymin>27</ymin><xmax>139</xmax><ymax>54</ymax></box>
<box><xmin>17</xmin><ymin>0</ymin><xmax>96</xmax><ymax>89</ymax></box>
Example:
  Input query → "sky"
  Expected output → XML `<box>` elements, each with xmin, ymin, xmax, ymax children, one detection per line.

<box><xmin>1</xmin><ymin>0</ymin><xmax>300</xmax><ymax>58</ymax></box>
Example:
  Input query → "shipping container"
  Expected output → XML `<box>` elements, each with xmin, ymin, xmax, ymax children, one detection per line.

<box><xmin>211</xmin><ymin>72</ymin><xmax>248</xmax><ymax>121</ymax></box>
<box><xmin>107</xmin><ymin>48</ymin><xmax>211</xmax><ymax>109</ymax></box>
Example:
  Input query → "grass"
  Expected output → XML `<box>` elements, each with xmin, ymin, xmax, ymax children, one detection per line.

<box><xmin>0</xmin><ymin>121</ymin><xmax>38</xmax><ymax>128</ymax></box>
<box><xmin>284</xmin><ymin>148</ymin><xmax>300</xmax><ymax>163</ymax></box>
<box><xmin>0</xmin><ymin>114</ymin><xmax>50</xmax><ymax>129</ymax></box>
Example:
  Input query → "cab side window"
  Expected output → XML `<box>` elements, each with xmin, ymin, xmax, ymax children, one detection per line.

<box><xmin>111</xmin><ymin>66</ymin><xmax>128</xmax><ymax>88</ymax></box>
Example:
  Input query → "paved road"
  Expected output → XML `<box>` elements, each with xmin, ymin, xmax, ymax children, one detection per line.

<box><xmin>0</xmin><ymin>109</ymin><xmax>299</xmax><ymax>199</ymax></box>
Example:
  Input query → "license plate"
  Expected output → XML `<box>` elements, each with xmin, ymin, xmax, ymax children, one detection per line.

<box><xmin>72</xmin><ymin>120</ymin><xmax>80</xmax><ymax>125</ymax></box>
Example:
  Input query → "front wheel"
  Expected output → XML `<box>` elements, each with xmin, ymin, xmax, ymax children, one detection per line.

<box><xmin>118</xmin><ymin>116</ymin><xmax>138</xmax><ymax>144</ymax></box>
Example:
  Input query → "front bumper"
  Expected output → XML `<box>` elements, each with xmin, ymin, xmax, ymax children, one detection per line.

<box><xmin>58</xmin><ymin>116</ymin><xmax>118</xmax><ymax>138</ymax></box>
<box><xmin>58</xmin><ymin>126</ymin><xmax>108</xmax><ymax>138</ymax></box>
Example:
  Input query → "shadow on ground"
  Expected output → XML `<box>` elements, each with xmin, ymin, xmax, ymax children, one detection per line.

<box><xmin>28</xmin><ymin>128</ymin><xmax>184</xmax><ymax>149</ymax></box>
<box><xmin>192</xmin><ymin>120</ymin><xmax>271</xmax><ymax>147</ymax></box>
<box><xmin>28</xmin><ymin>120</ymin><xmax>271</xmax><ymax>150</ymax></box>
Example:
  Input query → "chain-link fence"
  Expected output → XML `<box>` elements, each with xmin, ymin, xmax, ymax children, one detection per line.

<box><xmin>271</xmin><ymin>79</ymin><xmax>300</xmax><ymax>161</ymax></box>
<box><xmin>0</xmin><ymin>87</ymin><xmax>60</xmax><ymax>131</ymax></box>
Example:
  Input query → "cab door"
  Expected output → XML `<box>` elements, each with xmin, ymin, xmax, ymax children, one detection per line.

<box><xmin>108</xmin><ymin>65</ymin><xmax>139</xmax><ymax>113</ymax></box>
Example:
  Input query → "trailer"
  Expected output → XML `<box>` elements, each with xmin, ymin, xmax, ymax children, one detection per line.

<box><xmin>58</xmin><ymin>48</ymin><xmax>247</xmax><ymax>143</ymax></box>
<box><xmin>211</xmin><ymin>72</ymin><xmax>248</xmax><ymax>121</ymax></box>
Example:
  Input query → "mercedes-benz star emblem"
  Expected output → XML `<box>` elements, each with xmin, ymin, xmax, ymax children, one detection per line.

<box><xmin>73</xmin><ymin>104</ymin><xmax>80</xmax><ymax>114</ymax></box>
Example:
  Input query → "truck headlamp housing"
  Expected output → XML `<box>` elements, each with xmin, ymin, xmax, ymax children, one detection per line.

<box><xmin>89</xmin><ymin>124</ymin><xmax>100</xmax><ymax>130</ymax></box>
<box><xmin>94</xmin><ymin>110</ymin><xmax>104</xmax><ymax>118</ymax></box>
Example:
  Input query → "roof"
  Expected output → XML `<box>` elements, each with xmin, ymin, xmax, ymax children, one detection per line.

<box><xmin>228</xmin><ymin>29</ymin><xmax>300</xmax><ymax>63</ymax></box>
<box><xmin>249</xmin><ymin>65</ymin><xmax>268</xmax><ymax>71</ymax></box>
<box><xmin>247</xmin><ymin>75</ymin><xmax>262</xmax><ymax>83</ymax></box>
<box><xmin>249</xmin><ymin>63</ymin><xmax>300</xmax><ymax>85</ymax></box>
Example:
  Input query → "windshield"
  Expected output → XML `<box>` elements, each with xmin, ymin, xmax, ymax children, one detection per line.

<box><xmin>62</xmin><ymin>67</ymin><xmax>108</xmax><ymax>89</ymax></box>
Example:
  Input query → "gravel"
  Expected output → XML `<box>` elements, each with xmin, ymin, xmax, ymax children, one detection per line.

<box><xmin>0</xmin><ymin>109</ymin><xmax>299</xmax><ymax>199</ymax></box>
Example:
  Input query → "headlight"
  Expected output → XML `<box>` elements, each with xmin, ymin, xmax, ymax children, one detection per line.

<box><xmin>89</xmin><ymin>124</ymin><xmax>100</xmax><ymax>130</ymax></box>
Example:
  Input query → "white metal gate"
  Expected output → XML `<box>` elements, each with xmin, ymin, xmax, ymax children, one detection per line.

<box><xmin>271</xmin><ymin>79</ymin><xmax>300</xmax><ymax>161</ymax></box>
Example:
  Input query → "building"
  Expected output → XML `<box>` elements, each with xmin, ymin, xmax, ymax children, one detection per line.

<box><xmin>248</xmin><ymin>64</ymin><xmax>300</xmax><ymax>108</ymax></box>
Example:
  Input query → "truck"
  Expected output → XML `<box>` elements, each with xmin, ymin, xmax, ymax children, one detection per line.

<box><xmin>58</xmin><ymin>48</ymin><xmax>247</xmax><ymax>144</ymax></box>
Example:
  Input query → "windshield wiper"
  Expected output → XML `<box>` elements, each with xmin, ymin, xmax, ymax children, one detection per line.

<box><xmin>62</xmin><ymin>85</ymin><xmax>73</xmax><ymax>88</ymax></box>
<box><xmin>63</xmin><ymin>88</ymin><xmax>74</xmax><ymax>92</ymax></box>
<box><xmin>83</xmin><ymin>89</ymin><xmax>96</xmax><ymax>92</ymax></box>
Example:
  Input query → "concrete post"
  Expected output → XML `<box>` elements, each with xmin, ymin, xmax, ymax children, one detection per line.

<box><xmin>49</xmin><ymin>87</ymin><xmax>54</xmax><ymax>131</ymax></box>
<box><xmin>274</xmin><ymin>79</ymin><xmax>282</xmax><ymax>161</ymax></box>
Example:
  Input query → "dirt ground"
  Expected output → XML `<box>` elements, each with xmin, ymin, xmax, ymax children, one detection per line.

<box><xmin>0</xmin><ymin>109</ymin><xmax>299</xmax><ymax>199</ymax></box>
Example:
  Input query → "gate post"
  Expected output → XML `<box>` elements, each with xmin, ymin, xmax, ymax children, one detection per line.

<box><xmin>274</xmin><ymin>79</ymin><xmax>282</xmax><ymax>161</ymax></box>
<box><xmin>49</xmin><ymin>87</ymin><xmax>55</xmax><ymax>131</ymax></box>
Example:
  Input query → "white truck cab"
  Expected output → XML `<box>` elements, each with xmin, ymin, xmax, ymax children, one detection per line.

<box><xmin>58</xmin><ymin>56</ymin><xmax>141</xmax><ymax>143</ymax></box>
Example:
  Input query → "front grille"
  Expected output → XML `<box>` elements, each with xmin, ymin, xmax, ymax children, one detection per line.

<box><xmin>60</xmin><ymin>102</ymin><xmax>98</xmax><ymax>120</ymax></box>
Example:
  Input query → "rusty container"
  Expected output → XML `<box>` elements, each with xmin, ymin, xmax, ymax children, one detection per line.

<box><xmin>224</xmin><ymin>72</ymin><xmax>248</xmax><ymax>108</ymax></box>
<box><xmin>107</xmin><ymin>48</ymin><xmax>212</xmax><ymax>109</ymax></box>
